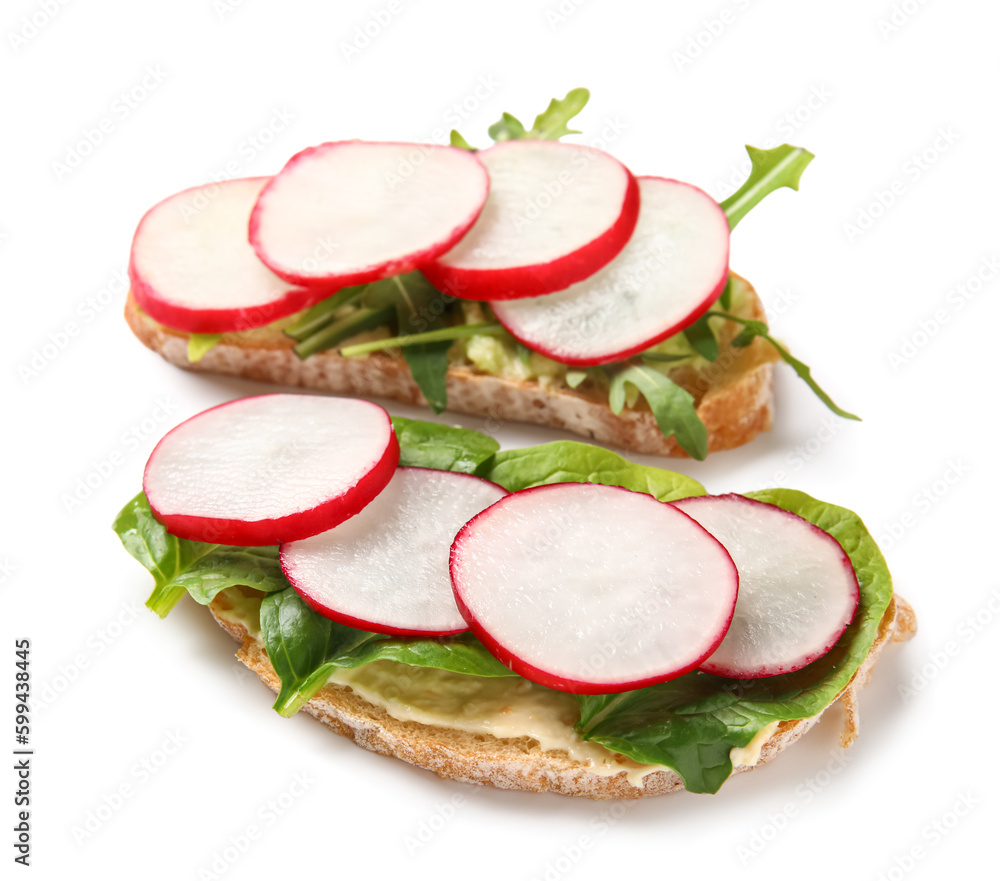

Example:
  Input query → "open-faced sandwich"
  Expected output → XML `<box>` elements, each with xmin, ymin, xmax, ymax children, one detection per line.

<box><xmin>124</xmin><ymin>90</ymin><xmax>856</xmax><ymax>459</ymax></box>
<box><xmin>114</xmin><ymin>395</ymin><xmax>913</xmax><ymax>797</ymax></box>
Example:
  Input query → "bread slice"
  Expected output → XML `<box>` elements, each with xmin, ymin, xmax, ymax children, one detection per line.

<box><xmin>208</xmin><ymin>590</ymin><xmax>915</xmax><ymax>799</ymax></box>
<box><xmin>123</xmin><ymin>274</ymin><xmax>779</xmax><ymax>457</ymax></box>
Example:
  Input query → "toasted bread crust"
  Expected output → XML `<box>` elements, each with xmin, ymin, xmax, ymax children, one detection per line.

<box><xmin>208</xmin><ymin>594</ymin><xmax>914</xmax><ymax>799</ymax></box>
<box><xmin>123</xmin><ymin>275</ymin><xmax>778</xmax><ymax>457</ymax></box>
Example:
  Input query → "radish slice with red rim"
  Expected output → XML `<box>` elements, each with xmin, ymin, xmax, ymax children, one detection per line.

<box><xmin>282</xmin><ymin>467</ymin><xmax>508</xmax><ymax>636</ymax></box>
<box><xmin>129</xmin><ymin>177</ymin><xmax>335</xmax><ymax>334</ymax></box>
<box><xmin>249</xmin><ymin>141</ymin><xmax>489</xmax><ymax>288</ymax></box>
<box><xmin>672</xmin><ymin>494</ymin><xmax>860</xmax><ymax>678</ymax></box>
<box><xmin>490</xmin><ymin>177</ymin><xmax>730</xmax><ymax>366</ymax></box>
<box><xmin>143</xmin><ymin>395</ymin><xmax>398</xmax><ymax>546</ymax></box>
<box><xmin>449</xmin><ymin>483</ymin><xmax>738</xmax><ymax>694</ymax></box>
<box><xmin>423</xmin><ymin>140</ymin><xmax>640</xmax><ymax>301</ymax></box>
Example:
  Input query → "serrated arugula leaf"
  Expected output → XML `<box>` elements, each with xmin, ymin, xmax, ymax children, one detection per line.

<box><xmin>708</xmin><ymin>311</ymin><xmax>860</xmax><ymax>421</ymax></box>
<box><xmin>187</xmin><ymin>333</ymin><xmax>222</xmax><ymax>363</ymax></box>
<box><xmin>457</xmin><ymin>88</ymin><xmax>591</xmax><ymax>148</ymax></box>
<box><xmin>392</xmin><ymin>416</ymin><xmax>499</xmax><ymax>473</ymax></box>
<box><xmin>721</xmin><ymin>144</ymin><xmax>814</xmax><ymax>230</ymax></box>
<box><xmin>261</xmin><ymin>588</ymin><xmax>514</xmax><ymax>717</ymax></box>
<box><xmin>477</xmin><ymin>440</ymin><xmax>704</xmax><ymax>502</ymax></box>
<box><xmin>576</xmin><ymin>488</ymin><xmax>894</xmax><ymax>794</ymax></box>
<box><xmin>608</xmin><ymin>366</ymin><xmax>708</xmax><ymax>460</ymax></box>
<box><xmin>527</xmin><ymin>87</ymin><xmax>589</xmax><ymax>140</ymax></box>
<box><xmin>112</xmin><ymin>493</ymin><xmax>284</xmax><ymax>617</ymax></box>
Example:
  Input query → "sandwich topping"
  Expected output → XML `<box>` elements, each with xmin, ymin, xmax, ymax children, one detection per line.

<box><xmin>126</xmin><ymin>89</ymin><xmax>857</xmax><ymax>459</ymax></box>
<box><xmin>115</xmin><ymin>408</ymin><xmax>907</xmax><ymax>794</ymax></box>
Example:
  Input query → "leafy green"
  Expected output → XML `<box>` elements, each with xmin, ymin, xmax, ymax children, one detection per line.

<box><xmin>458</xmin><ymin>88</ymin><xmax>590</xmax><ymax>149</ymax></box>
<box><xmin>284</xmin><ymin>285</ymin><xmax>368</xmax><ymax>341</ymax></box>
<box><xmin>721</xmin><ymin>144</ymin><xmax>814</xmax><ymax>230</ymax></box>
<box><xmin>682</xmin><ymin>314</ymin><xmax>719</xmax><ymax>362</ymax></box>
<box><xmin>392</xmin><ymin>275</ymin><xmax>452</xmax><ymax>414</ymax></box>
<box><xmin>261</xmin><ymin>588</ymin><xmax>514</xmax><ymax>717</ymax></box>
<box><xmin>187</xmin><ymin>334</ymin><xmax>221</xmax><ymax>363</ymax></box>
<box><xmin>339</xmin><ymin>322</ymin><xmax>504</xmax><ymax>356</ymax></box>
<box><xmin>707</xmin><ymin>312</ymin><xmax>860</xmax><ymax>421</ymax></box>
<box><xmin>477</xmin><ymin>440</ymin><xmax>704</xmax><ymax>502</ymax></box>
<box><xmin>293</xmin><ymin>305</ymin><xmax>394</xmax><ymax>359</ymax></box>
<box><xmin>112</xmin><ymin>493</ymin><xmax>284</xmax><ymax>617</ymax></box>
<box><xmin>608</xmin><ymin>365</ymin><xmax>708</xmax><ymax>460</ymax></box>
<box><xmin>575</xmin><ymin>488</ymin><xmax>893</xmax><ymax>794</ymax></box>
<box><xmin>392</xmin><ymin>416</ymin><xmax>500</xmax><ymax>473</ymax></box>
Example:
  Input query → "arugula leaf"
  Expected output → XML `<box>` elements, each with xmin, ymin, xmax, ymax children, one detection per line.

<box><xmin>721</xmin><ymin>144</ymin><xmax>814</xmax><ymax>230</ymax></box>
<box><xmin>112</xmin><ymin>493</ymin><xmax>284</xmax><ymax>617</ymax></box>
<box><xmin>457</xmin><ymin>88</ymin><xmax>590</xmax><ymax>149</ymax></box>
<box><xmin>708</xmin><ymin>312</ymin><xmax>860</xmax><ymax>421</ymax></box>
<box><xmin>340</xmin><ymin>322</ymin><xmax>504</xmax><ymax>356</ymax></box>
<box><xmin>576</xmin><ymin>488</ymin><xmax>894</xmax><ymax>794</ymax></box>
<box><xmin>390</xmin><ymin>274</ymin><xmax>452</xmax><ymax>414</ymax></box>
<box><xmin>526</xmin><ymin>87</ymin><xmax>590</xmax><ymax>140</ymax></box>
<box><xmin>392</xmin><ymin>416</ymin><xmax>499</xmax><ymax>473</ymax></box>
<box><xmin>488</xmin><ymin>111</ymin><xmax>528</xmax><ymax>142</ymax></box>
<box><xmin>449</xmin><ymin>130</ymin><xmax>474</xmax><ymax>151</ymax></box>
<box><xmin>187</xmin><ymin>333</ymin><xmax>222</xmax><ymax>363</ymax></box>
<box><xmin>293</xmin><ymin>305</ymin><xmax>395</xmax><ymax>360</ymax></box>
<box><xmin>682</xmin><ymin>314</ymin><xmax>719</xmax><ymax>362</ymax></box>
<box><xmin>284</xmin><ymin>284</ymin><xmax>368</xmax><ymax>341</ymax></box>
<box><xmin>477</xmin><ymin>440</ymin><xmax>704</xmax><ymax>502</ymax></box>
<box><xmin>608</xmin><ymin>366</ymin><xmax>709</xmax><ymax>460</ymax></box>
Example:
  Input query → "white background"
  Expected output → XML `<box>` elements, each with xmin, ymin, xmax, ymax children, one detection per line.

<box><xmin>2</xmin><ymin>0</ymin><xmax>997</xmax><ymax>878</ymax></box>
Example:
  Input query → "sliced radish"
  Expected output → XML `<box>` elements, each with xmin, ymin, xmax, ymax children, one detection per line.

<box><xmin>672</xmin><ymin>494</ymin><xmax>860</xmax><ymax>678</ymax></box>
<box><xmin>129</xmin><ymin>177</ymin><xmax>335</xmax><ymax>334</ymax></box>
<box><xmin>422</xmin><ymin>140</ymin><xmax>639</xmax><ymax>301</ymax></box>
<box><xmin>449</xmin><ymin>483</ymin><xmax>738</xmax><ymax>694</ymax></box>
<box><xmin>143</xmin><ymin>395</ymin><xmax>398</xmax><ymax>546</ymax></box>
<box><xmin>282</xmin><ymin>467</ymin><xmax>507</xmax><ymax>636</ymax></box>
<box><xmin>249</xmin><ymin>141</ymin><xmax>489</xmax><ymax>288</ymax></box>
<box><xmin>490</xmin><ymin>177</ymin><xmax>730</xmax><ymax>366</ymax></box>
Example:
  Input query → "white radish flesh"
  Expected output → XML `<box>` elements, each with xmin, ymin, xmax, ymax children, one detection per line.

<box><xmin>423</xmin><ymin>140</ymin><xmax>639</xmax><ymax>300</ymax></box>
<box><xmin>450</xmin><ymin>483</ymin><xmax>738</xmax><ymax>693</ymax></box>
<box><xmin>282</xmin><ymin>468</ymin><xmax>507</xmax><ymax>636</ymax></box>
<box><xmin>129</xmin><ymin>177</ymin><xmax>333</xmax><ymax>333</ymax></box>
<box><xmin>672</xmin><ymin>494</ymin><xmax>860</xmax><ymax>678</ymax></box>
<box><xmin>249</xmin><ymin>141</ymin><xmax>489</xmax><ymax>288</ymax></box>
<box><xmin>491</xmin><ymin>177</ymin><xmax>730</xmax><ymax>366</ymax></box>
<box><xmin>143</xmin><ymin>395</ymin><xmax>398</xmax><ymax>546</ymax></box>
